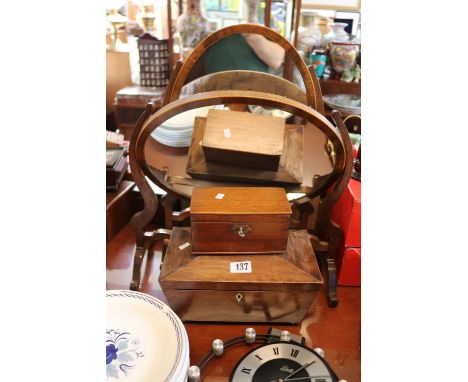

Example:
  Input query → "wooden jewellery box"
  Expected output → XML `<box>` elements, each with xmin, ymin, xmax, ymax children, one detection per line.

<box><xmin>201</xmin><ymin>109</ymin><xmax>285</xmax><ymax>171</ymax></box>
<box><xmin>159</xmin><ymin>228</ymin><xmax>323</xmax><ymax>323</ymax></box>
<box><xmin>190</xmin><ymin>187</ymin><xmax>292</xmax><ymax>254</ymax></box>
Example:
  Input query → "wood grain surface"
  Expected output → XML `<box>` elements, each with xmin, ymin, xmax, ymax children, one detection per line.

<box><xmin>163</xmin><ymin>289</ymin><xmax>318</xmax><ymax>323</ymax></box>
<box><xmin>191</xmin><ymin>217</ymin><xmax>290</xmax><ymax>254</ymax></box>
<box><xmin>190</xmin><ymin>187</ymin><xmax>291</xmax><ymax>215</ymax></box>
<box><xmin>187</xmin><ymin>117</ymin><xmax>303</xmax><ymax>185</ymax></box>
<box><xmin>203</xmin><ymin>109</ymin><xmax>285</xmax><ymax>157</ymax></box>
<box><xmin>190</xmin><ymin>187</ymin><xmax>291</xmax><ymax>253</ymax></box>
<box><xmin>159</xmin><ymin>228</ymin><xmax>322</xmax><ymax>322</ymax></box>
<box><xmin>180</xmin><ymin>70</ymin><xmax>308</xmax><ymax>106</ymax></box>
<box><xmin>160</xmin><ymin>228</ymin><xmax>321</xmax><ymax>289</ymax></box>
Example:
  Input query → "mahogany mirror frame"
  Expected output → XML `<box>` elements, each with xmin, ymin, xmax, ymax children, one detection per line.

<box><xmin>129</xmin><ymin>90</ymin><xmax>346</xmax><ymax>239</ymax></box>
<box><xmin>162</xmin><ymin>24</ymin><xmax>322</xmax><ymax>111</ymax></box>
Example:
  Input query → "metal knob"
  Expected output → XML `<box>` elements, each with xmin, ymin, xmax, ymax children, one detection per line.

<box><xmin>245</xmin><ymin>328</ymin><xmax>256</xmax><ymax>343</ymax></box>
<box><xmin>314</xmin><ymin>347</ymin><xmax>325</xmax><ymax>358</ymax></box>
<box><xmin>187</xmin><ymin>365</ymin><xmax>200</xmax><ymax>382</ymax></box>
<box><xmin>212</xmin><ymin>339</ymin><xmax>224</xmax><ymax>356</ymax></box>
<box><xmin>280</xmin><ymin>330</ymin><xmax>291</xmax><ymax>342</ymax></box>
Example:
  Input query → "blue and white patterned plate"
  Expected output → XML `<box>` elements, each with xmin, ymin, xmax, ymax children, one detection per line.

<box><xmin>106</xmin><ymin>290</ymin><xmax>189</xmax><ymax>382</ymax></box>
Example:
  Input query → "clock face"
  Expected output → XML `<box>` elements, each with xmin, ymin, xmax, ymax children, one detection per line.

<box><xmin>229</xmin><ymin>342</ymin><xmax>338</xmax><ymax>382</ymax></box>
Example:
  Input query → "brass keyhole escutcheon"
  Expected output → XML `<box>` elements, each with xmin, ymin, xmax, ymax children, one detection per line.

<box><xmin>231</xmin><ymin>224</ymin><xmax>252</xmax><ymax>238</ymax></box>
<box><xmin>235</xmin><ymin>293</ymin><xmax>243</xmax><ymax>303</ymax></box>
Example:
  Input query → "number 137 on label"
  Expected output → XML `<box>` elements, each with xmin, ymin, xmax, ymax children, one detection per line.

<box><xmin>230</xmin><ymin>261</ymin><xmax>252</xmax><ymax>273</ymax></box>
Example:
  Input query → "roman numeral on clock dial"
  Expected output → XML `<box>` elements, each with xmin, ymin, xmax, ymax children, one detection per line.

<box><xmin>255</xmin><ymin>354</ymin><xmax>263</xmax><ymax>361</ymax></box>
<box><xmin>273</xmin><ymin>347</ymin><xmax>279</xmax><ymax>355</ymax></box>
<box><xmin>241</xmin><ymin>367</ymin><xmax>252</xmax><ymax>374</ymax></box>
<box><xmin>291</xmin><ymin>348</ymin><xmax>300</xmax><ymax>358</ymax></box>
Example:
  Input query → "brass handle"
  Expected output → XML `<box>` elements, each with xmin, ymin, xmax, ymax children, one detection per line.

<box><xmin>230</xmin><ymin>224</ymin><xmax>251</xmax><ymax>238</ymax></box>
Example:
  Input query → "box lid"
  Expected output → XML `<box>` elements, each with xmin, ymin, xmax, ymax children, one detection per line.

<box><xmin>202</xmin><ymin>109</ymin><xmax>285</xmax><ymax>156</ymax></box>
<box><xmin>190</xmin><ymin>187</ymin><xmax>292</xmax><ymax>215</ymax></box>
<box><xmin>159</xmin><ymin>228</ymin><xmax>322</xmax><ymax>291</ymax></box>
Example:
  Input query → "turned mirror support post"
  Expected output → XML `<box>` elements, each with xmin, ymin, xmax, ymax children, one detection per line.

<box><xmin>308</xmin><ymin>110</ymin><xmax>354</xmax><ymax>307</ymax></box>
<box><xmin>129</xmin><ymin>102</ymin><xmax>174</xmax><ymax>290</ymax></box>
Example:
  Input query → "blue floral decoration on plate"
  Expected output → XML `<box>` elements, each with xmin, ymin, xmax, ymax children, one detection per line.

<box><xmin>106</xmin><ymin>290</ymin><xmax>184</xmax><ymax>382</ymax></box>
<box><xmin>106</xmin><ymin>329</ymin><xmax>144</xmax><ymax>379</ymax></box>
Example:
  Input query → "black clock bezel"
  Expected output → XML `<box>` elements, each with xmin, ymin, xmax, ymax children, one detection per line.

<box><xmin>228</xmin><ymin>340</ymin><xmax>339</xmax><ymax>382</ymax></box>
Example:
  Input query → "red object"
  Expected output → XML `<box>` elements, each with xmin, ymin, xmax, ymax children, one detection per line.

<box><xmin>332</xmin><ymin>178</ymin><xmax>361</xmax><ymax>247</ymax></box>
<box><xmin>337</xmin><ymin>247</ymin><xmax>361</xmax><ymax>286</ymax></box>
<box><xmin>332</xmin><ymin>178</ymin><xmax>361</xmax><ymax>286</ymax></box>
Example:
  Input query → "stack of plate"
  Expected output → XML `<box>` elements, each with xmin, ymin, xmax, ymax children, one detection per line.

<box><xmin>323</xmin><ymin>94</ymin><xmax>361</xmax><ymax>115</ymax></box>
<box><xmin>106</xmin><ymin>290</ymin><xmax>189</xmax><ymax>382</ymax></box>
<box><xmin>151</xmin><ymin>106</ymin><xmax>214</xmax><ymax>147</ymax></box>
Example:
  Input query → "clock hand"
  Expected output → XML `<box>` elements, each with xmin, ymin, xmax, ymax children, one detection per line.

<box><xmin>270</xmin><ymin>377</ymin><xmax>313</xmax><ymax>382</ymax></box>
<box><xmin>283</xmin><ymin>361</ymin><xmax>316</xmax><ymax>381</ymax></box>
<box><xmin>271</xmin><ymin>376</ymin><xmax>331</xmax><ymax>382</ymax></box>
<box><xmin>283</xmin><ymin>376</ymin><xmax>332</xmax><ymax>382</ymax></box>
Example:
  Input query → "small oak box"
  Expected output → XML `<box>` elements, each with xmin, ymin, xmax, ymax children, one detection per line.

<box><xmin>190</xmin><ymin>187</ymin><xmax>291</xmax><ymax>254</ymax></box>
<box><xmin>159</xmin><ymin>228</ymin><xmax>323</xmax><ymax>323</ymax></box>
<box><xmin>202</xmin><ymin>109</ymin><xmax>285</xmax><ymax>171</ymax></box>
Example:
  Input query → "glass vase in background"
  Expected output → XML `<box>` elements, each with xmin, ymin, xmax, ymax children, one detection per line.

<box><xmin>295</xmin><ymin>12</ymin><xmax>322</xmax><ymax>61</ymax></box>
<box><xmin>323</xmin><ymin>22</ymin><xmax>349</xmax><ymax>49</ymax></box>
<box><xmin>329</xmin><ymin>42</ymin><xmax>360</xmax><ymax>74</ymax></box>
<box><xmin>176</xmin><ymin>0</ymin><xmax>209</xmax><ymax>60</ymax></box>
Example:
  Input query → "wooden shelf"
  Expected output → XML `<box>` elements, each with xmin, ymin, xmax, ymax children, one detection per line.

<box><xmin>319</xmin><ymin>79</ymin><xmax>361</xmax><ymax>96</ymax></box>
<box><xmin>114</xmin><ymin>85</ymin><xmax>164</xmax><ymax>139</ymax></box>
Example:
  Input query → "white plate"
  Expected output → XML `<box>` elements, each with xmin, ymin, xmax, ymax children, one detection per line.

<box><xmin>154</xmin><ymin>128</ymin><xmax>193</xmax><ymax>140</ymax></box>
<box><xmin>323</xmin><ymin>94</ymin><xmax>361</xmax><ymax>115</ymax></box>
<box><xmin>162</xmin><ymin>106</ymin><xmax>213</xmax><ymax>129</ymax></box>
<box><xmin>152</xmin><ymin>105</ymin><xmax>225</xmax><ymax>147</ymax></box>
<box><xmin>152</xmin><ymin>136</ymin><xmax>192</xmax><ymax>147</ymax></box>
<box><xmin>106</xmin><ymin>290</ymin><xmax>189</xmax><ymax>382</ymax></box>
<box><xmin>152</xmin><ymin>132</ymin><xmax>192</xmax><ymax>147</ymax></box>
<box><xmin>171</xmin><ymin>314</ymin><xmax>190</xmax><ymax>382</ymax></box>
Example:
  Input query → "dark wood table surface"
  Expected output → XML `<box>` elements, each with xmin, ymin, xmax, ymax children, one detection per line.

<box><xmin>107</xmin><ymin>224</ymin><xmax>361</xmax><ymax>382</ymax></box>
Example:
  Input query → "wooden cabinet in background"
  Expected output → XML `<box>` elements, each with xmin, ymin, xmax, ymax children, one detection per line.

<box><xmin>319</xmin><ymin>79</ymin><xmax>361</xmax><ymax>96</ymax></box>
<box><xmin>113</xmin><ymin>86</ymin><xmax>164</xmax><ymax>140</ymax></box>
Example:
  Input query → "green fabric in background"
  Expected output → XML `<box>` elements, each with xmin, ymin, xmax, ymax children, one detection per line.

<box><xmin>204</xmin><ymin>34</ymin><xmax>269</xmax><ymax>74</ymax></box>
